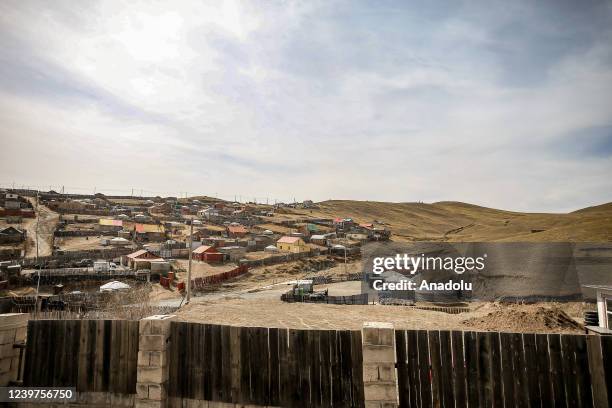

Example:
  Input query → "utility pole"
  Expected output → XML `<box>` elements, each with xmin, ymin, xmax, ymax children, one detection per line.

<box><xmin>186</xmin><ymin>220</ymin><xmax>193</xmax><ymax>303</ymax></box>
<box><xmin>34</xmin><ymin>190</ymin><xmax>41</xmax><ymax>318</ymax></box>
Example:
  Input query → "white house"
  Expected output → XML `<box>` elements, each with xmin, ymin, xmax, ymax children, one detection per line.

<box><xmin>584</xmin><ymin>284</ymin><xmax>612</xmax><ymax>329</ymax></box>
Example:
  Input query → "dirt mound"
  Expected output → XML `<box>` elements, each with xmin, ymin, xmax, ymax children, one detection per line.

<box><xmin>462</xmin><ymin>304</ymin><xmax>584</xmax><ymax>333</ymax></box>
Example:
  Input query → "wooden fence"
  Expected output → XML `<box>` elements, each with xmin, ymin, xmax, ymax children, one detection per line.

<box><xmin>395</xmin><ymin>329</ymin><xmax>612</xmax><ymax>408</ymax></box>
<box><xmin>190</xmin><ymin>265</ymin><xmax>249</xmax><ymax>290</ymax></box>
<box><xmin>167</xmin><ymin>322</ymin><xmax>365</xmax><ymax>407</ymax></box>
<box><xmin>23</xmin><ymin>319</ymin><xmax>139</xmax><ymax>394</ymax></box>
<box><xmin>281</xmin><ymin>292</ymin><xmax>369</xmax><ymax>305</ymax></box>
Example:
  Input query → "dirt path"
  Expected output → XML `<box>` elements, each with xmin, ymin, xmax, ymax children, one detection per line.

<box><xmin>23</xmin><ymin>197</ymin><xmax>59</xmax><ymax>257</ymax></box>
<box><xmin>175</xmin><ymin>297</ymin><xmax>585</xmax><ymax>333</ymax></box>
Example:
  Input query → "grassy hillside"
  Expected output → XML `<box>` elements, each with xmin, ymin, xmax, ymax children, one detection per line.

<box><xmin>298</xmin><ymin>200</ymin><xmax>612</xmax><ymax>242</ymax></box>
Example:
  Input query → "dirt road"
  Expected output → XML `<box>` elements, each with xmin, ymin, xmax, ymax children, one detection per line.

<box><xmin>23</xmin><ymin>197</ymin><xmax>59</xmax><ymax>257</ymax></box>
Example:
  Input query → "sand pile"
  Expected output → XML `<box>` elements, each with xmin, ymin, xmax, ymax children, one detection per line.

<box><xmin>462</xmin><ymin>304</ymin><xmax>584</xmax><ymax>333</ymax></box>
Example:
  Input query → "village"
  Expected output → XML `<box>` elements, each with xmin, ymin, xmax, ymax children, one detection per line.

<box><xmin>0</xmin><ymin>189</ymin><xmax>394</xmax><ymax>316</ymax></box>
<box><xmin>1</xmin><ymin>188</ymin><xmax>611</xmax><ymax>407</ymax></box>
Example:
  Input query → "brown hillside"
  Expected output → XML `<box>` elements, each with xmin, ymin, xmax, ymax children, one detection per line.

<box><xmin>298</xmin><ymin>200</ymin><xmax>612</xmax><ymax>242</ymax></box>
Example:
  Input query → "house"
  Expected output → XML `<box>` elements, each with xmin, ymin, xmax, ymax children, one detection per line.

<box><xmin>310</xmin><ymin>234</ymin><xmax>328</xmax><ymax>246</ymax></box>
<box><xmin>97</xmin><ymin>219</ymin><xmax>123</xmax><ymax>232</ymax></box>
<box><xmin>217</xmin><ymin>246</ymin><xmax>246</xmax><ymax>261</ymax></box>
<box><xmin>122</xmin><ymin>249</ymin><xmax>164</xmax><ymax>269</ymax></box>
<box><xmin>583</xmin><ymin>285</ymin><xmax>612</xmax><ymax>331</ymax></box>
<box><xmin>276</xmin><ymin>236</ymin><xmax>310</xmax><ymax>253</ymax></box>
<box><xmin>198</xmin><ymin>208</ymin><xmax>220</xmax><ymax>220</ymax></box>
<box><xmin>134</xmin><ymin>223</ymin><xmax>166</xmax><ymax>242</ymax></box>
<box><xmin>0</xmin><ymin>226</ymin><xmax>26</xmax><ymax>244</ymax></box>
<box><xmin>227</xmin><ymin>225</ymin><xmax>248</xmax><ymax>238</ymax></box>
<box><xmin>192</xmin><ymin>245</ymin><xmax>224</xmax><ymax>263</ymax></box>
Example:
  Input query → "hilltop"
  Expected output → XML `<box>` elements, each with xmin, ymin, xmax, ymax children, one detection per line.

<box><xmin>292</xmin><ymin>200</ymin><xmax>612</xmax><ymax>242</ymax></box>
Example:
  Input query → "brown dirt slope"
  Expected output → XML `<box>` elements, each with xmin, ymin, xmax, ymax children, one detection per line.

<box><xmin>301</xmin><ymin>200</ymin><xmax>612</xmax><ymax>242</ymax></box>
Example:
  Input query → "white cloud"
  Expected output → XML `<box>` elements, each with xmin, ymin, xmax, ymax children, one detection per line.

<box><xmin>0</xmin><ymin>0</ymin><xmax>611</xmax><ymax>210</ymax></box>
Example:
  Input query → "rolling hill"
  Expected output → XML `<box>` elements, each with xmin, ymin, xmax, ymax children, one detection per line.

<box><xmin>298</xmin><ymin>200</ymin><xmax>612</xmax><ymax>242</ymax></box>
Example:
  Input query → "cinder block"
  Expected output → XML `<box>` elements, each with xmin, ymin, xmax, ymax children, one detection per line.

<box><xmin>0</xmin><ymin>342</ymin><xmax>18</xmax><ymax>359</ymax></box>
<box><xmin>149</xmin><ymin>351</ymin><xmax>166</xmax><ymax>368</ymax></box>
<box><xmin>364</xmin><ymin>383</ymin><xmax>397</xmax><ymax>401</ymax></box>
<box><xmin>0</xmin><ymin>313</ymin><xmax>28</xmax><ymax>327</ymax></box>
<box><xmin>378</xmin><ymin>329</ymin><xmax>395</xmax><ymax>347</ymax></box>
<box><xmin>363</xmin><ymin>364</ymin><xmax>380</xmax><ymax>382</ymax></box>
<box><xmin>362</xmin><ymin>345</ymin><xmax>396</xmax><ymax>363</ymax></box>
<box><xmin>0</xmin><ymin>329</ymin><xmax>15</xmax><ymax>345</ymax></box>
<box><xmin>148</xmin><ymin>384</ymin><xmax>166</xmax><ymax>401</ymax></box>
<box><xmin>138</xmin><ymin>366</ymin><xmax>168</xmax><ymax>383</ymax></box>
<box><xmin>136</xmin><ymin>399</ymin><xmax>165</xmax><ymax>408</ymax></box>
<box><xmin>138</xmin><ymin>351</ymin><xmax>152</xmax><ymax>367</ymax></box>
<box><xmin>137</xmin><ymin>383</ymin><xmax>150</xmax><ymax>399</ymax></box>
<box><xmin>363</xmin><ymin>327</ymin><xmax>380</xmax><ymax>346</ymax></box>
<box><xmin>14</xmin><ymin>326</ymin><xmax>27</xmax><ymax>342</ymax></box>
<box><xmin>140</xmin><ymin>335</ymin><xmax>167</xmax><ymax>351</ymax></box>
<box><xmin>377</xmin><ymin>363</ymin><xmax>396</xmax><ymax>382</ymax></box>
<box><xmin>0</xmin><ymin>357</ymin><xmax>12</xmax><ymax>374</ymax></box>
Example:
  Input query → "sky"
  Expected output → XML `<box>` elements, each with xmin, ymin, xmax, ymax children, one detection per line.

<box><xmin>1</xmin><ymin>0</ymin><xmax>611</xmax><ymax>212</ymax></box>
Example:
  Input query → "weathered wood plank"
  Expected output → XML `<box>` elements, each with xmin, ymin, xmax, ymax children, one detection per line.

<box><xmin>560</xmin><ymin>334</ymin><xmax>578</xmax><ymax>407</ymax></box>
<box><xmin>464</xmin><ymin>331</ymin><xmax>480</xmax><ymax>407</ymax></box>
<box><xmin>601</xmin><ymin>335</ymin><xmax>612</xmax><ymax>407</ymax></box>
<box><xmin>523</xmin><ymin>333</ymin><xmax>541</xmax><ymax>408</ymax></box>
<box><xmin>548</xmin><ymin>333</ymin><xmax>566</xmax><ymax>407</ymax></box>
<box><xmin>350</xmin><ymin>330</ymin><xmax>365</xmax><ymax>408</ymax></box>
<box><xmin>574</xmin><ymin>334</ymin><xmax>593</xmax><ymax>408</ymax></box>
<box><xmin>439</xmin><ymin>330</ymin><xmax>454</xmax><ymax>408</ymax></box>
<box><xmin>417</xmin><ymin>329</ymin><xmax>432</xmax><ymax>408</ymax></box>
<box><xmin>395</xmin><ymin>330</ymin><xmax>409</xmax><ymax>407</ymax></box>
<box><xmin>587</xmin><ymin>334</ymin><xmax>609</xmax><ymax>408</ymax></box>
<box><xmin>451</xmin><ymin>330</ymin><xmax>466</xmax><ymax>408</ymax></box>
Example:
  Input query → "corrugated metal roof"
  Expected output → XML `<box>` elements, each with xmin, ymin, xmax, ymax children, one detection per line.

<box><xmin>99</xmin><ymin>219</ymin><xmax>123</xmax><ymax>226</ymax></box>
<box><xmin>135</xmin><ymin>223</ymin><xmax>165</xmax><ymax>233</ymax></box>
<box><xmin>277</xmin><ymin>236</ymin><xmax>301</xmax><ymax>244</ymax></box>
<box><xmin>193</xmin><ymin>245</ymin><xmax>218</xmax><ymax>254</ymax></box>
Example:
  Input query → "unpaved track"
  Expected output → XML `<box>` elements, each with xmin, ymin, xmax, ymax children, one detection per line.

<box><xmin>23</xmin><ymin>197</ymin><xmax>59</xmax><ymax>257</ymax></box>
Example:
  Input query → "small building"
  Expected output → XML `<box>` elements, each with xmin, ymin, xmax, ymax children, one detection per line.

<box><xmin>122</xmin><ymin>249</ymin><xmax>164</xmax><ymax>269</ymax></box>
<box><xmin>276</xmin><ymin>236</ymin><xmax>310</xmax><ymax>253</ymax></box>
<box><xmin>310</xmin><ymin>234</ymin><xmax>328</xmax><ymax>246</ymax></box>
<box><xmin>192</xmin><ymin>245</ymin><xmax>224</xmax><ymax>263</ymax></box>
<box><xmin>217</xmin><ymin>246</ymin><xmax>247</xmax><ymax>261</ymax></box>
<box><xmin>0</xmin><ymin>226</ymin><xmax>26</xmax><ymax>244</ymax></box>
<box><xmin>227</xmin><ymin>225</ymin><xmax>248</xmax><ymax>238</ymax></box>
<box><xmin>134</xmin><ymin>223</ymin><xmax>166</xmax><ymax>242</ymax></box>
<box><xmin>97</xmin><ymin>219</ymin><xmax>123</xmax><ymax>232</ymax></box>
<box><xmin>583</xmin><ymin>285</ymin><xmax>612</xmax><ymax>330</ymax></box>
<box><xmin>198</xmin><ymin>208</ymin><xmax>220</xmax><ymax>219</ymax></box>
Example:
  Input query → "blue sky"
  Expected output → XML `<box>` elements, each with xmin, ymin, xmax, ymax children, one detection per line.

<box><xmin>0</xmin><ymin>0</ymin><xmax>611</xmax><ymax>211</ymax></box>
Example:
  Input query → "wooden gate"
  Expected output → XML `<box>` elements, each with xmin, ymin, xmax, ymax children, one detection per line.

<box><xmin>395</xmin><ymin>329</ymin><xmax>612</xmax><ymax>407</ymax></box>
<box><xmin>167</xmin><ymin>322</ymin><xmax>365</xmax><ymax>407</ymax></box>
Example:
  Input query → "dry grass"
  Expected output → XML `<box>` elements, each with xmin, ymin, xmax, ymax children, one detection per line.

<box><xmin>292</xmin><ymin>200</ymin><xmax>612</xmax><ymax>242</ymax></box>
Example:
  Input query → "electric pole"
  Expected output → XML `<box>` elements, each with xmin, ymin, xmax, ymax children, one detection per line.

<box><xmin>186</xmin><ymin>221</ymin><xmax>193</xmax><ymax>303</ymax></box>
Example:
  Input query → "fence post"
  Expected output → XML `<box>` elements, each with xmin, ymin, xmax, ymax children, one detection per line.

<box><xmin>362</xmin><ymin>322</ymin><xmax>399</xmax><ymax>407</ymax></box>
<box><xmin>136</xmin><ymin>315</ymin><xmax>175</xmax><ymax>408</ymax></box>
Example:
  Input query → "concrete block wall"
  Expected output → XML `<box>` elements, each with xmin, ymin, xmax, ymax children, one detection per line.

<box><xmin>136</xmin><ymin>315</ymin><xmax>176</xmax><ymax>408</ymax></box>
<box><xmin>0</xmin><ymin>313</ymin><xmax>27</xmax><ymax>386</ymax></box>
<box><xmin>361</xmin><ymin>322</ymin><xmax>399</xmax><ymax>408</ymax></box>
